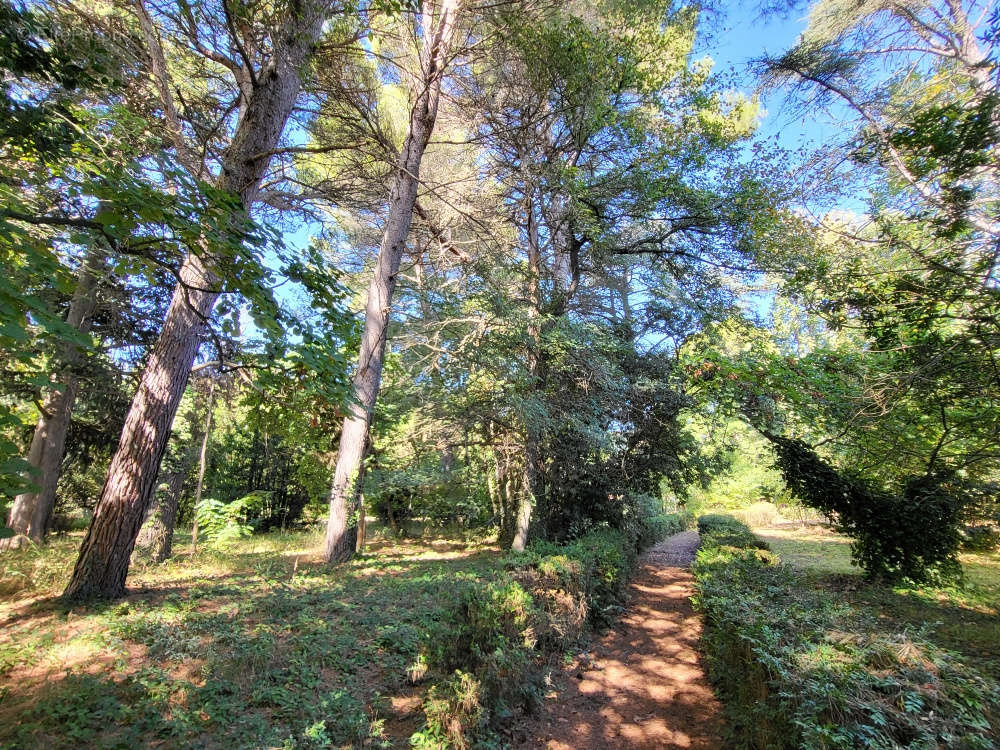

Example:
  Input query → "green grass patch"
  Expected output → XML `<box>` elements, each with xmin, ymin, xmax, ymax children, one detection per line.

<box><xmin>0</xmin><ymin>514</ymin><xmax>685</xmax><ymax>749</ymax></box>
<box><xmin>756</xmin><ymin>526</ymin><xmax>1000</xmax><ymax>677</ymax></box>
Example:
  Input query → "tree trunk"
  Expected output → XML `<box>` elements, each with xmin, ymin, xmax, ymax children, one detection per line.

<box><xmin>8</xmin><ymin>246</ymin><xmax>104</xmax><ymax>541</ymax></box>
<box><xmin>495</xmin><ymin>450</ymin><xmax>520</xmax><ymax>549</ymax></box>
<box><xmin>190</xmin><ymin>380</ymin><xmax>215</xmax><ymax>555</ymax></box>
<box><xmin>511</xmin><ymin>456</ymin><xmax>536</xmax><ymax>552</ymax></box>
<box><xmin>135</xmin><ymin>469</ymin><xmax>186</xmax><ymax>562</ymax></box>
<box><xmin>511</xmin><ymin>192</ymin><xmax>544</xmax><ymax>551</ymax></box>
<box><xmin>63</xmin><ymin>253</ymin><xmax>219</xmax><ymax>598</ymax></box>
<box><xmin>63</xmin><ymin>3</ymin><xmax>327</xmax><ymax>600</ymax></box>
<box><xmin>324</xmin><ymin>0</ymin><xmax>461</xmax><ymax>563</ymax></box>
<box><xmin>355</xmin><ymin>494</ymin><xmax>367</xmax><ymax>553</ymax></box>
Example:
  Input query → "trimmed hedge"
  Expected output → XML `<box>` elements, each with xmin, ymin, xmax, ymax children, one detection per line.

<box><xmin>411</xmin><ymin>511</ymin><xmax>688</xmax><ymax>748</ymax></box>
<box><xmin>697</xmin><ymin>513</ymin><xmax>749</xmax><ymax>534</ymax></box>
<box><xmin>692</xmin><ymin>526</ymin><xmax>1000</xmax><ymax>749</ymax></box>
<box><xmin>697</xmin><ymin>513</ymin><xmax>770</xmax><ymax>551</ymax></box>
<box><xmin>639</xmin><ymin>511</ymin><xmax>692</xmax><ymax>549</ymax></box>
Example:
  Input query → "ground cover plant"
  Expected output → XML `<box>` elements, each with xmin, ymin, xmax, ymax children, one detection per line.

<box><xmin>757</xmin><ymin>525</ymin><xmax>1000</xmax><ymax>682</ymax></box>
<box><xmin>0</xmin><ymin>528</ymin><xmax>500</xmax><ymax>748</ymax></box>
<box><xmin>0</xmin><ymin>510</ymin><xmax>686</xmax><ymax>748</ymax></box>
<box><xmin>410</xmin><ymin>513</ymin><xmax>690</xmax><ymax>748</ymax></box>
<box><xmin>693</xmin><ymin>514</ymin><xmax>1000</xmax><ymax>749</ymax></box>
<box><xmin>2</xmin><ymin>0</ymin><xmax>999</xmax><ymax>747</ymax></box>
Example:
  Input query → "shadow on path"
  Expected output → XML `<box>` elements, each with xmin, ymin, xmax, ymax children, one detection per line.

<box><xmin>514</xmin><ymin>531</ymin><xmax>723</xmax><ymax>749</ymax></box>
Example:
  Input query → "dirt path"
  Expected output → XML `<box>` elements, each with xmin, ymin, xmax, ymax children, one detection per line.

<box><xmin>512</xmin><ymin>531</ymin><xmax>724</xmax><ymax>749</ymax></box>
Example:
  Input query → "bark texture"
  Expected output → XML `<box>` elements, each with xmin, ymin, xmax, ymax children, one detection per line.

<box><xmin>324</xmin><ymin>0</ymin><xmax>461</xmax><ymax>562</ymax></box>
<box><xmin>511</xmin><ymin>193</ymin><xmax>544</xmax><ymax>551</ymax></box>
<box><xmin>63</xmin><ymin>2</ymin><xmax>327</xmax><ymax>600</ymax></box>
<box><xmin>190</xmin><ymin>381</ymin><xmax>215</xmax><ymax>554</ymax></box>
<box><xmin>8</xmin><ymin>249</ymin><xmax>104</xmax><ymax>541</ymax></box>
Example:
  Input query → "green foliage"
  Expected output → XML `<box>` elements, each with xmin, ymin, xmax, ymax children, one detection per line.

<box><xmin>697</xmin><ymin>513</ymin><xmax>748</xmax><ymax>534</ymax></box>
<box><xmin>748</xmin><ymin>2</ymin><xmax>1000</xmax><ymax>577</ymax></box>
<box><xmin>769</xmin><ymin>435</ymin><xmax>964</xmax><ymax>584</ymax></box>
<box><xmin>530</xmin><ymin>528</ymin><xmax>637</xmax><ymax>627</ymax></box>
<box><xmin>413</xmin><ymin>670</ymin><xmax>484</xmax><ymax>749</ymax></box>
<box><xmin>417</xmin><ymin>580</ymin><xmax>537</xmax><ymax>745</ymax></box>
<box><xmin>366</xmin><ymin>462</ymin><xmax>492</xmax><ymax>534</ymax></box>
<box><xmin>194</xmin><ymin>493</ymin><xmax>268</xmax><ymax>549</ymax></box>
<box><xmin>530</xmin><ymin>330</ymin><xmax>699</xmax><ymax>540</ymax></box>
<box><xmin>697</xmin><ymin>513</ymin><xmax>771</xmax><ymax>551</ymax></box>
<box><xmin>415</xmin><ymin>526</ymin><xmax>651</xmax><ymax>746</ymax></box>
<box><xmin>683</xmin><ymin>416</ymin><xmax>792</xmax><ymax>514</ymax></box>
<box><xmin>693</xmin><ymin>532</ymin><xmax>1000</xmax><ymax>749</ymax></box>
<box><xmin>1</xmin><ymin>531</ymin><xmax>496</xmax><ymax>749</ymax></box>
<box><xmin>619</xmin><ymin>493</ymin><xmax>690</xmax><ymax>551</ymax></box>
<box><xmin>638</xmin><ymin>512</ymin><xmax>690</xmax><ymax>549</ymax></box>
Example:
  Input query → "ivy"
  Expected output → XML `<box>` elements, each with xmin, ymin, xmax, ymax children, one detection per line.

<box><xmin>767</xmin><ymin>434</ymin><xmax>964</xmax><ymax>584</ymax></box>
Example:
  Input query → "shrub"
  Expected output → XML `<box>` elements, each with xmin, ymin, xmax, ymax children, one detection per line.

<box><xmin>414</xmin><ymin>671</ymin><xmax>484</xmax><ymax>750</ymax></box>
<box><xmin>960</xmin><ymin>523</ymin><xmax>1000</xmax><ymax>552</ymax></box>
<box><xmin>416</xmin><ymin>577</ymin><xmax>540</xmax><ymax>746</ymax></box>
<box><xmin>697</xmin><ymin>513</ymin><xmax>748</xmax><ymax>534</ymax></box>
<box><xmin>194</xmin><ymin>492</ymin><xmax>267</xmax><ymax>549</ymax></box>
<box><xmin>693</xmin><ymin>530</ymin><xmax>1000</xmax><ymax>749</ymax></box>
<box><xmin>532</xmin><ymin>528</ymin><xmax>638</xmax><ymax>626</ymax></box>
<box><xmin>638</xmin><ymin>512</ymin><xmax>690</xmax><ymax>549</ymax></box>
<box><xmin>696</xmin><ymin>513</ymin><xmax>769</xmax><ymax>551</ymax></box>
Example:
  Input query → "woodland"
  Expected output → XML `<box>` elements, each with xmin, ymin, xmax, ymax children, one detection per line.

<box><xmin>1</xmin><ymin>0</ymin><xmax>999</xmax><ymax>748</ymax></box>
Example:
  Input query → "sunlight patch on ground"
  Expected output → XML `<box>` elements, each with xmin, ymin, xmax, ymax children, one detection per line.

<box><xmin>754</xmin><ymin>526</ymin><xmax>859</xmax><ymax>576</ymax></box>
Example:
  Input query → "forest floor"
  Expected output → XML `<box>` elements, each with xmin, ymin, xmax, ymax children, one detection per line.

<box><xmin>0</xmin><ymin>528</ymin><xmax>499</xmax><ymax>748</ymax></box>
<box><xmin>512</xmin><ymin>531</ymin><xmax>724</xmax><ymax>750</ymax></box>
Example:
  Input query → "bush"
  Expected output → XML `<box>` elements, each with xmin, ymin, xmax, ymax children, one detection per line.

<box><xmin>194</xmin><ymin>493</ymin><xmax>266</xmax><ymax>549</ymax></box>
<box><xmin>697</xmin><ymin>513</ymin><xmax>748</xmax><ymax>534</ymax></box>
<box><xmin>413</xmin><ymin>671</ymin><xmax>483</xmax><ymax>750</ymax></box>
<box><xmin>693</xmin><ymin>530</ymin><xmax>1000</xmax><ymax>749</ymax></box>
<box><xmin>696</xmin><ymin>513</ymin><xmax>769</xmax><ymax>551</ymax></box>
<box><xmin>960</xmin><ymin>524</ymin><xmax>1000</xmax><ymax>552</ymax></box>
<box><xmin>638</xmin><ymin>512</ymin><xmax>690</xmax><ymax>549</ymax></box>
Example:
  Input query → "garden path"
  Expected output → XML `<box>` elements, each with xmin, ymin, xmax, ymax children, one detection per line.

<box><xmin>512</xmin><ymin>531</ymin><xmax>724</xmax><ymax>749</ymax></box>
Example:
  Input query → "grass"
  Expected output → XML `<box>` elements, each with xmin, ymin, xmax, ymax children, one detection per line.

<box><xmin>0</xmin><ymin>526</ymin><xmax>499</xmax><ymax>749</ymax></box>
<box><xmin>755</xmin><ymin>524</ymin><xmax>1000</xmax><ymax>679</ymax></box>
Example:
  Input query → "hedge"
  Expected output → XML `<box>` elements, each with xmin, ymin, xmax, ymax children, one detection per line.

<box><xmin>697</xmin><ymin>513</ymin><xmax>770</xmax><ymax>551</ymax></box>
<box><xmin>692</xmin><ymin>521</ymin><xmax>1000</xmax><ymax>749</ymax></box>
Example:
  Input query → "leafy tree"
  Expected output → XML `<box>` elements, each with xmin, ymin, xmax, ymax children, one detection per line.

<box><xmin>65</xmin><ymin>0</ymin><xmax>353</xmax><ymax>600</ymax></box>
<box><xmin>323</xmin><ymin>0</ymin><xmax>465</xmax><ymax>562</ymax></box>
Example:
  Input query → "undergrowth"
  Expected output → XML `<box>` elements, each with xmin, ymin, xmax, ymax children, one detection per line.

<box><xmin>0</xmin><ymin>531</ymin><xmax>496</xmax><ymax>749</ymax></box>
<box><xmin>692</xmin><ymin>514</ymin><xmax>1000</xmax><ymax>749</ymax></box>
<box><xmin>410</xmin><ymin>511</ymin><xmax>691</xmax><ymax>748</ymax></box>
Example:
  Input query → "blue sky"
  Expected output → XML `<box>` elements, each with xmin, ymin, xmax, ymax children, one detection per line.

<box><xmin>701</xmin><ymin>2</ymin><xmax>845</xmax><ymax>154</ymax></box>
